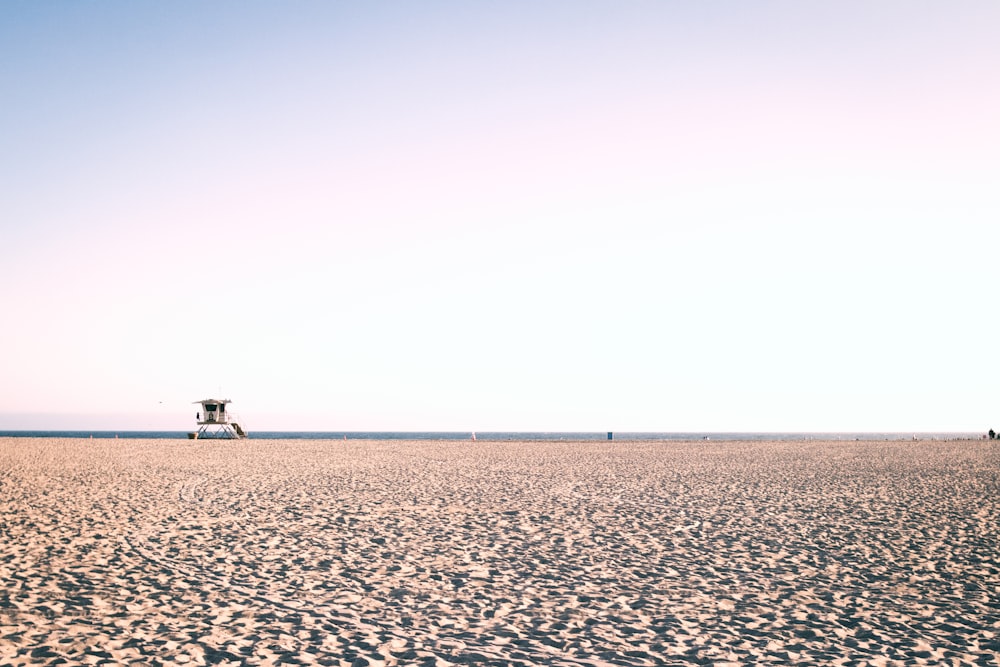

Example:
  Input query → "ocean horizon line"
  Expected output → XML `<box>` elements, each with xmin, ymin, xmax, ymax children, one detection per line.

<box><xmin>0</xmin><ymin>430</ymin><xmax>984</xmax><ymax>441</ymax></box>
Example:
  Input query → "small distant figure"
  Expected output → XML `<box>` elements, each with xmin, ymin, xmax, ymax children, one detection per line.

<box><xmin>471</xmin><ymin>432</ymin><xmax>477</xmax><ymax>442</ymax></box>
<box><xmin>989</xmin><ymin>428</ymin><xmax>996</xmax><ymax>440</ymax></box>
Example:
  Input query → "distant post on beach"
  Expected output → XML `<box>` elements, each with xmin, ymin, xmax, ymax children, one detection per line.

<box><xmin>608</xmin><ymin>432</ymin><xmax>613</xmax><ymax>440</ymax></box>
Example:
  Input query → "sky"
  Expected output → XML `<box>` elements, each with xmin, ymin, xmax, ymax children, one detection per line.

<box><xmin>2</xmin><ymin>1</ymin><xmax>999</xmax><ymax>432</ymax></box>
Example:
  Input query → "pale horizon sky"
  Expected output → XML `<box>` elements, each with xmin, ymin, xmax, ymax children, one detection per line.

<box><xmin>2</xmin><ymin>2</ymin><xmax>999</xmax><ymax>432</ymax></box>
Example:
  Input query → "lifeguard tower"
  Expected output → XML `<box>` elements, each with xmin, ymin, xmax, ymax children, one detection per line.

<box><xmin>189</xmin><ymin>398</ymin><xmax>248</xmax><ymax>439</ymax></box>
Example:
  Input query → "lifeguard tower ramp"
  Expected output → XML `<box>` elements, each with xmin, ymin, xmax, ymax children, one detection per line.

<box><xmin>190</xmin><ymin>398</ymin><xmax>248</xmax><ymax>439</ymax></box>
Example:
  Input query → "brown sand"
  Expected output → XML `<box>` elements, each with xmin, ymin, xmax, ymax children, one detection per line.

<box><xmin>1</xmin><ymin>437</ymin><xmax>998</xmax><ymax>666</ymax></box>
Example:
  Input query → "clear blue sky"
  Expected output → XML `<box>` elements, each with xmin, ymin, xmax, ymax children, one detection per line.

<box><xmin>2</xmin><ymin>2</ymin><xmax>999</xmax><ymax>432</ymax></box>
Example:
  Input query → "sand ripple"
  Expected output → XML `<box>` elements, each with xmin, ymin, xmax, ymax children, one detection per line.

<box><xmin>1</xmin><ymin>438</ymin><xmax>998</xmax><ymax>665</ymax></box>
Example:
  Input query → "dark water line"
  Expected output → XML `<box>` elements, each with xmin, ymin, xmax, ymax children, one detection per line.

<box><xmin>0</xmin><ymin>430</ymin><xmax>982</xmax><ymax>441</ymax></box>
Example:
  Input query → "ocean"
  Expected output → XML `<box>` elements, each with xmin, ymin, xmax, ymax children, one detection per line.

<box><xmin>0</xmin><ymin>430</ymin><xmax>981</xmax><ymax>441</ymax></box>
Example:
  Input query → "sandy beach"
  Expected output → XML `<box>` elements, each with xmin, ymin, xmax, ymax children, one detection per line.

<box><xmin>0</xmin><ymin>438</ymin><xmax>997</xmax><ymax>666</ymax></box>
